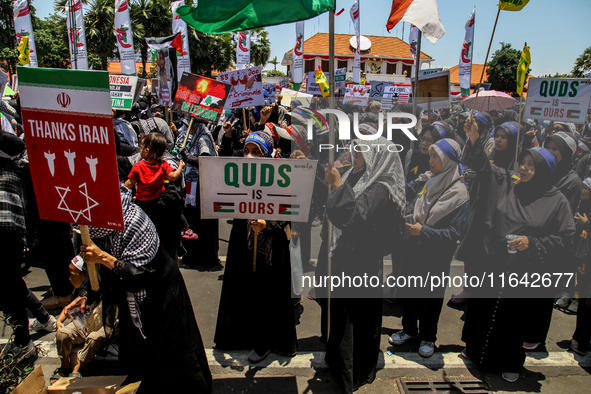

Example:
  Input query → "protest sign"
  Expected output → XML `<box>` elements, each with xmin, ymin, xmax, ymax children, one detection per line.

<box><xmin>280</xmin><ymin>88</ymin><xmax>312</xmax><ymax>107</ymax></box>
<box><xmin>524</xmin><ymin>78</ymin><xmax>591</xmax><ymax>123</ymax></box>
<box><xmin>278</xmin><ymin>78</ymin><xmax>290</xmax><ymax>89</ymax></box>
<box><xmin>411</xmin><ymin>70</ymin><xmax>451</xmax><ymax>110</ymax></box>
<box><xmin>18</xmin><ymin>67</ymin><xmax>124</xmax><ymax>231</ymax></box>
<box><xmin>199</xmin><ymin>157</ymin><xmax>317</xmax><ymax>222</ymax></box>
<box><xmin>109</xmin><ymin>74</ymin><xmax>138</xmax><ymax>110</ymax></box>
<box><xmin>0</xmin><ymin>70</ymin><xmax>7</xmax><ymax>97</ymax></box>
<box><xmin>173</xmin><ymin>72</ymin><xmax>232</xmax><ymax>123</ymax></box>
<box><xmin>150</xmin><ymin>78</ymin><xmax>159</xmax><ymax>95</ymax></box>
<box><xmin>218</xmin><ymin>67</ymin><xmax>263</xmax><ymax>109</ymax></box>
<box><xmin>369</xmin><ymin>81</ymin><xmax>393</xmax><ymax>98</ymax></box>
<box><xmin>156</xmin><ymin>48</ymin><xmax>176</xmax><ymax>105</ymax></box>
<box><xmin>343</xmin><ymin>84</ymin><xmax>371</xmax><ymax>106</ymax></box>
<box><xmin>306</xmin><ymin>71</ymin><xmax>321</xmax><ymax>95</ymax></box>
<box><xmin>335</xmin><ymin>68</ymin><xmax>346</xmax><ymax>90</ymax></box>
<box><xmin>382</xmin><ymin>84</ymin><xmax>412</xmax><ymax>110</ymax></box>
<box><xmin>134</xmin><ymin>78</ymin><xmax>146</xmax><ymax>102</ymax></box>
<box><xmin>263</xmin><ymin>83</ymin><xmax>276</xmax><ymax>103</ymax></box>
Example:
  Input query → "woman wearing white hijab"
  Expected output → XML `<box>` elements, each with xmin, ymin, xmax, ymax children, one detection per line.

<box><xmin>389</xmin><ymin>138</ymin><xmax>470</xmax><ymax>358</ymax></box>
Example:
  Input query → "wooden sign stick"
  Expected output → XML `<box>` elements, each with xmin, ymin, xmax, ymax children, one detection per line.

<box><xmin>80</xmin><ymin>225</ymin><xmax>100</xmax><ymax>291</ymax></box>
<box><xmin>181</xmin><ymin>117</ymin><xmax>194</xmax><ymax>149</ymax></box>
<box><xmin>253</xmin><ymin>232</ymin><xmax>257</xmax><ymax>272</ymax></box>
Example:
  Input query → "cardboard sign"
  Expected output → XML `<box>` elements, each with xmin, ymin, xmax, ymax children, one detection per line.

<box><xmin>18</xmin><ymin>67</ymin><xmax>124</xmax><ymax>230</ymax></box>
<box><xmin>524</xmin><ymin>78</ymin><xmax>591</xmax><ymax>123</ymax></box>
<box><xmin>369</xmin><ymin>81</ymin><xmax>393</xmax><ymax>98</ymax></box>
<box><xmin>280</xmin><ymin>87</ymin><xmax>312</xmax><ymax>108</ymax></box>
<box><xmin>411</xmin><ymin>70</ymin><xmax>451</xmax><ymax>110</ymax></box>
<box><xmin>343</xmin><ymin>84</ymin><xmax>370</xmax><ymax>106</ymax></box>
<box><xmin>306</xmin><ymin>71</ymin><xmax>321</xmax><ymax>95</ymax></box>
<box><xmin>382</xmin><ymin>84</ymin><xmax>412</xmax><ymax>110</ymax></box>
<box><xmin>172</xmin><ymin>72</ymin><xmax>232</xmax><ymax>123</ymax></box>
<box><xmin>109</xmin><ymin>74</ymin><xmax>138</xmax><ymax>110</ymax></box>
<box><xmin>335</xmin><ymin>68</ymin><xmax>346</xmax><ymax>90</ymax></box>
<box><xmin>199</xmin><ymin>157</ymin><xmax>317</xmax><ymax>222</ymax></box>
<box><xmin>0</xmin><ymin>70</ymin><xmax>8</xmax><ymax>97</ymax></box>
<box><xmin>218</xmin><ymin>67</ymin><xmax>264</xmax><ymax>109</ymax></box>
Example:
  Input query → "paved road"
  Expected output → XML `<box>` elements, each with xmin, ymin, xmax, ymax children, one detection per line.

<box><xmin>3</xmin><ymin>220</ymin><xmax>591</xmax><ymax>393</ymax></box>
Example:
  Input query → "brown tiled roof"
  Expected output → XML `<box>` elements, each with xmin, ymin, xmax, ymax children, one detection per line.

<box><xmin>289</xmin><ymin>33</ymin><xmax>431</xmax><ymax>60</ymax></box>
<box><xmin>448</xmin><ymin>64</ymin><xmax>488</xmax><ymax>86</ymax></box>
<box><xmin>107</xmin><ymin>62</ymin><xmax>233</xmax><ymax>76</ymax></box>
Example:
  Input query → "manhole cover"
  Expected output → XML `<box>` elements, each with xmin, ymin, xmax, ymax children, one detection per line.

<box><xmin>397</xmin><ymin>377</ymin><xmax>490</xmax><ymax>394</ymax></box>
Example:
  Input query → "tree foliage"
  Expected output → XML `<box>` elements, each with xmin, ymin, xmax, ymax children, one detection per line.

<box><xmin>486</xmin><ymin>42</ymin><xmax>531</xmax><ymax>97</ymax></box>
<box><xmin>265</xmin><ymin>69</ymin><xmax>286</xmax><ymax>77</ymax></box>
<box><xmin>188</xmin><ymin>28</ymin><xmax>233</xmax><ymax>77</ymax></box>
<box><xmin>571</xmin><ymin>46</ymin><xmax>591</xmax><ymax>78</ymax></box>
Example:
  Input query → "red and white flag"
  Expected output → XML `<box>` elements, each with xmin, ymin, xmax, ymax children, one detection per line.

<box><xmin>114</xmin><ymin>0</ymin><xmax>136</xmax><ymax>76</ymax></box>
<box><xmin>386</xmin><ymin>0</ymin><xmax>445</xmax><ymax>44</ymax></box>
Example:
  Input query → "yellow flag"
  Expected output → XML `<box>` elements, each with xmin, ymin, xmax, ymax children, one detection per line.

<box><xmin>516</xmin><ymin>43</ymin><xmax>531</xmax><ymax>96</ymax></box>
<box><xmin>17</xmin><ymin>36</ymin><xmax>30</xmax><ymax>65</ymax></box>
<box><xmin>315</xmin><ymin>68</ymin><xmax>330</xmax><ymax>98</ymax></box>
<box><xmin>498</xmin><ymin>0</ymin><xmax>530</xmax><ymax>11</ymax></box>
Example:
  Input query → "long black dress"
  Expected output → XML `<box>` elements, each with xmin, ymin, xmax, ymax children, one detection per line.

<box><xmin>459</xmin><ymin>140</ymin><xmax>575</xmax><ymax>374</ymax></box>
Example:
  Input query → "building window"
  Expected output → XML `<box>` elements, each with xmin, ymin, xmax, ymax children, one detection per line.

<box><xmin>321</xmin><ymin>60</ymin><xmax>330</xmax><ymax>72</ymax></box>
<box><xmin>402</xmin><ymin>64</ymin><xmax>412</xmax><ymax>76</ymax></box>
<box><xmin>360</xmin><ymin>61</ymin><xmax>366</xmax><ymax>72</ymax></box>
<box><xmin>386</xmin><ymin>62</ymin><xmax>396</xmax><ymax>74</ymax></box>
<box><xmin>305</xmin><ymin>59</ymin><xmax>315</xmax><ymax>73</ymax></box>
<box><xmin>337</xmin><ymin>60</ymin><xmax>348</xmax><ymax>70</ymax></box>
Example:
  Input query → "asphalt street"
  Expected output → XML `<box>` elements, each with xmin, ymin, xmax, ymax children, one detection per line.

<box><xmin>3</xmin><ymin>220</ymin><xmax>591</xmax><ymax>393</ymax></box>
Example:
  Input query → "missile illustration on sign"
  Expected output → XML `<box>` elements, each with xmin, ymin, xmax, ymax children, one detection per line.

<box><xmin>64</xmin><ymin>150</ymin><xmax>76</xmax><ymax>176</ymax></box>
<box><xmin>86</xmin><ymin>156</ymin><xmax>98</xmax><ymax>181</ymax></box>
<box><xmin>44</xmin><ymin>152</ymin><xmax>56</xmax><ymax>176</ymax></box>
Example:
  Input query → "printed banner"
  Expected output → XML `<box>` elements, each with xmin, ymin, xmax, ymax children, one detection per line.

<box><xmin>156</xmin><ymin>49</ymin><xmax>174</xmax><ymax>105</ymax></box>
<box><xmin>292</xmin><ymin>21</ymin><xmax>305</xmax><ymax>84</ymax></box>
<box><xmin>171</xmin><ymin>0</ymin><xmax>191</xmax><ymax>81</ymax></box>
<box><xmin>13</xmin><ymin>0</ymin><xmax>38</xmax><ymax>68</ymax></box>
<box><xmin>335</xmin><ymin>68</ymin><xmax>346</xmax><ymax>90</ymax></box>
<box><xmin>419</xmin><ymin>68</ymin><xmax>443</xmax><ymax>76</ymax></box>
<box><xmin>278</xmin><ymin>78</ymin><xmax>290</xmax><ymax>89</ymax></box>
<box><xmin>236</xmin><ymin>30</ymin><xmax>251</xmax><ymax>69</ymax></box>
<box><xmin>524</xmin><ymin>78</ymin><xmax>591</xmax><ymax>123</ymax></box>
<box><xmin>199</xmin><ymin>157</ymin><xmax>317</xmax><ymax>222</ymax></box>
<box><xmin>134</xmin><ymin>78</ymin><xmax>146</xmax><ymax>102</ymax></box>
<box><xmin>306</xmin><ymin>71</ymin><xmax>321</xmax><ymax>95</ymax></box>
<box><xmin>409</xmin><ymin>24</ymin><xmax>419</xmax><ymax>69</ymax></box>
<box><xmin>109</xmin><ymin>75</ymin><xmax>138</xmax><ymax>110</ymax></box>
<box><xmin>218</xmin><ymin>67</ymin><xmax>263</xmax><ymax>109</ymax></box>
<box><xmin>382</xmin><ymin>84</ymin><xmax>412</xmax><ymax>110</ymax></box>
<box><xmin>369</xmin><ymin>81</ymin><xmax>393</xmax><ymax>98</ymax></box>
<box><xmin>66</xmin><ymin>0</ymin><xmax>88</xmax><ymax>70</ymax></box>
<box><xmin>458</xmin><ymin>8</ymin><xmax>475</xmax><ymax>97</ymax></box>
<box><xmin>114</xmin><ymin>0</ymin><xmax>136</xmax><ymax>76</ymax></box>
<box><xmin>17</xmin><ymin>66</ymin><xmax>124</xmax><ymax>230</ymax></box>
<box><xmin>350</xmin><ymin>0</ymin><xmax>361</xmax><ymax>83</ymax></box>
<box><xmin>343</xmin><ymin>84</ymin><xmax>370</xmax><ymax>106</ymax></box>
<box><xmin>173</xmin><ymin>72</ymin><xmax>232</xmax><ymax>123</ymax></box>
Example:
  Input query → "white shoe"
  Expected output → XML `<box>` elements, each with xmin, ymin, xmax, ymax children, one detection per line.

<box><xmin>555</xmin><ymin>295</ymin><xmax>571</xmax><ymax>308</ymax></box>
<box><xmin>418</xmin><ymin>340</ymin><xmax>435</xmax><ymax>357</ymax></box>
<box><xmin>389</xmin><ymin>330</ymin><xmax>417</xmax><ymax>346</ymax></box>
<box><xmin>502</xmin><ymin>372</ymin><xmax>519</xmax><ymax>382</ymax></box>
<box><xmin>29</xmin><ymin>315</ymin><xmax>57</xmax><ymax>333</ymax></box>
<box><xmin>568</xmin><ymin>300</ymin><xmax>579</xmax><ymax>313</ymax></box>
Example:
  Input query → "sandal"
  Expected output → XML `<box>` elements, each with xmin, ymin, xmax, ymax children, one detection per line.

<box><xmin>50</xmin><ymin>368</ymin><xmax>70</xmax><ymax>381</ymax></box>
<box><xmin>69</xmin><ymin>372</ymin><xmax>83</xmax><ymax>378</ymax></box>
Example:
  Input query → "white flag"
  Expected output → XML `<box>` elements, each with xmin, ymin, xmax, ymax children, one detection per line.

<box><xmin>399</xmin><ymin>0</ymin><xmax>446</xmax><ymax>44</ymax></box>
<box><xmin>114</xmin><ymin>0</ymin><xmax>136</xmax><ymax>76</ymax></box>
<box><xmin>458</xmin><ymin>8</ymin><xmax>475</xmax><ymax>97</ymax></box>
<box><xmin>171</xmin><ymin>0</ymin><xmax>191</xmax><ymax>81</ymax></box>
<box><xmin>292</xmin><ymin>21</ymin><xmax>305</xmax><ymax>85</ymax></box>
<box><xmin>350</xmin><ymin>0</ymin><xmax>361</xmax><ymax>83</ymax></box>
<box><xmin>236</xmin><ymin>31</ymin><xmax>251</xmax><ymax>69</ymax></box>
<box><xmin>65</xmin><ymin>0</ymin><xmax>88</xmax><ymax>70</ymax></box>
<box><xmin>409</xmin><ymin>25</ymin><xmax>419</xmax><ymax>70</ymax></box>
<box><xmin>13</xmin><ymin>0</ymin><xmax>38</xmax><ymax>67</ymax></box>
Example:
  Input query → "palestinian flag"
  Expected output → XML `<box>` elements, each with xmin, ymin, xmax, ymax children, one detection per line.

<box><xmin>530</xmin><ymin>107</ymin><xmax>542</xmax><ymax>116</ymax></box>
<box><xmin>279</xmin><ymin>204</ymin><xmax>300</xmax><ymax>215</ymax></box>
<box><xmin>567</xmin><ymin>110</ymin><xmax>581</xmax><ymax>119</ymax></box>
<box><xmin>146</xmin><ymin>33</ymin><xmax>183</xmax><ymax>56</ymax></box>
<box><xmin>213</xmin><ymin>202</ymin><xmax>234</xmax><ymax>213</ymax></box>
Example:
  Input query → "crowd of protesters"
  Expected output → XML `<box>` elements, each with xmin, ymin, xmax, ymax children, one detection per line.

<box><xmin>2</xmin><ymin>84</ymin><xmax>591</xmax><ymax>393</ymax></box>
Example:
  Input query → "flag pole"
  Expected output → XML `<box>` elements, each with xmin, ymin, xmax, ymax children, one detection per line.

<box><xmin>514</xmin><ymin>95</ymin><xmax>524</xmax><ymax>172</ymax></box>
<box><xmin>470</xmin><ymin>7</ymin><xmax>501</xmax><ymax>113</ymax></box>
<box><xmin>326</xmin><ymin>6</ymin><xmax>335</xmax><ymax>342</ymax></box>
<box><xmin>412</xmin><ymin>32</ymin><xmax>421</xmax><ymax>120</ymax></box>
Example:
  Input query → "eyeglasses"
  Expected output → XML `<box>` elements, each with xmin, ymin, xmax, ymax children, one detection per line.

<box><xmin>420</xmin><ymin>137</ymin><xmax>434</xmax><ymax>145</ymax></box>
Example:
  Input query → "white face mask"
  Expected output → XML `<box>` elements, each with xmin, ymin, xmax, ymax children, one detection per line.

<box><xmin>245</xmin><ymin>153</ymin><xmax>256</xmax><ymax>158</ymax></box>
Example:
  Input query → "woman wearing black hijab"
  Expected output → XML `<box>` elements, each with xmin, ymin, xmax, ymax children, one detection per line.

<box><xmin>458</xmin><ymin>116</ymin><xmax>575</xmax><ymax>382</ymax></box>
<box><xmin>488</xmin><ymin>121</ymin><xmax>519</xmax><ymax>171</ymax></box>
<box><xmin>404</xmin><ymin>124</ymin><xmax>443</xmax><ymax>182</ymax></box>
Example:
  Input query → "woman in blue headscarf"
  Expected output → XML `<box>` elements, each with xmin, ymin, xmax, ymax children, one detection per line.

<box><xmin>488</xmin><ymin>121</ymin><xmax>520</xmax><ymax>171</ymax></box>
<box><xmin>459</xmin><ymin>116</ymin><xmax>575</xmax><ymax>383</ymax></box>
<box><xmin>390</xmin><ymin>138</ymin><xmax>470</xmax><ymax>358</ymax></box>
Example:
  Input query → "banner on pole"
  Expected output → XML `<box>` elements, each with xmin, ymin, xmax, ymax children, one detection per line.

<box><xmin>343</xmin><ymin>84</ymin><xmax>370</xmax><ymax>106</ymax></box>
<box><xmin>218</xmin><ymin>67</ymin><xmax>263</xmax><ymax>109</ymax></box>
<box><xmin>236</xmin><ymin>31</ymin><xmax>251</xmax><ymax>69</ymax></box>
<box><xmin>17</xmin><ymin>67</ymin><xmax>124</xmax><ymax>230</ymax></box>
<box><xmin>292</xmin><ymin>21</ymin><xmax>305</xmax><ymax>85</ymax></box>
<box><xmin>524</xmin><ymin>78</ymin><xmax>591</xmax><ymax>124</ymax></box>
<box><xmin>172</xmin><ymin>0</ymin><xmax>191</xmax><ymax>81</ymax></box>
<box><xmin>458</xmin><ymin>8</ymin><xmax>475</xmax><ymax>97</ymax></box>
<box><xmin>66</xmin><ymin>0</ymin><xmax>88</xmax><ymax>70</ymax></box>
<box><xmin>13</xmin><ymin>0</ymin><xmax>38</xmax><ymax>67</ymax></box>
<box><xmin>110</xmin><ymin>75</ymin><xmax>138</xmax><ymax>110</ymax></box>
<box><xmin>199</xmin><ymin>157</ymin><xmax>317</xmax><ymax>222</ymax></box>
<box><xmin>114</xmin><ymin>0</ymin><xmax>136</xmax><ymax>76</ymax></box>
<box><xmin>350</xmin><ymin>0</ymin><xmax>361</xmax><ymax>83</ymax></box>
<box><xmin>173</xmin><ymin>72</ymin><xmax>232</xmax><ymax>123</ymax></box>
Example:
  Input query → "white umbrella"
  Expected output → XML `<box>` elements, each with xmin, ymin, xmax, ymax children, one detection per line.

<box><xmin>463</xmin><ymin>90</ymin><xmax>516</xmax><ymax>113</ymax></box>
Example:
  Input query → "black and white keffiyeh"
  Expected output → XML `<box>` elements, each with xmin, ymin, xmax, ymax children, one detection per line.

<box><xmin>89</xmin><ymin>186</ymin><xmax>159</xmax><ymax>338</ymax></box>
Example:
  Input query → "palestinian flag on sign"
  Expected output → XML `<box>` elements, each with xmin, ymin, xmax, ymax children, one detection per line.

<box><xmin>279</xmin><ymin>204</ymin><xmax>300</xmax><ymax>215</ymax></box>
<box><xmin>213</xmin><ymin>202</ymin><xmax>234</xmax><ymax>213</ymax></box>
<box><xmin>146</xmin><ymin>32</ymin><xmax>183</xmax><ymax>56</ymax></box>
<box><xmin>530</xmin><ymin>107</ymin><xmax>542</xmax><ymax>116</ymax></box>
<box><xmin>567</xmin><ymin>110</ymin><xmax>581</xmax><ymax>119</ymax></box>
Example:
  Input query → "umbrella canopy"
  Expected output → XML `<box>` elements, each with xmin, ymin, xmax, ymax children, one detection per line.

<box><xmin>463</xmin><ymin>90</ymin><xmax>516</xmax><ymax>113</ymax></box>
